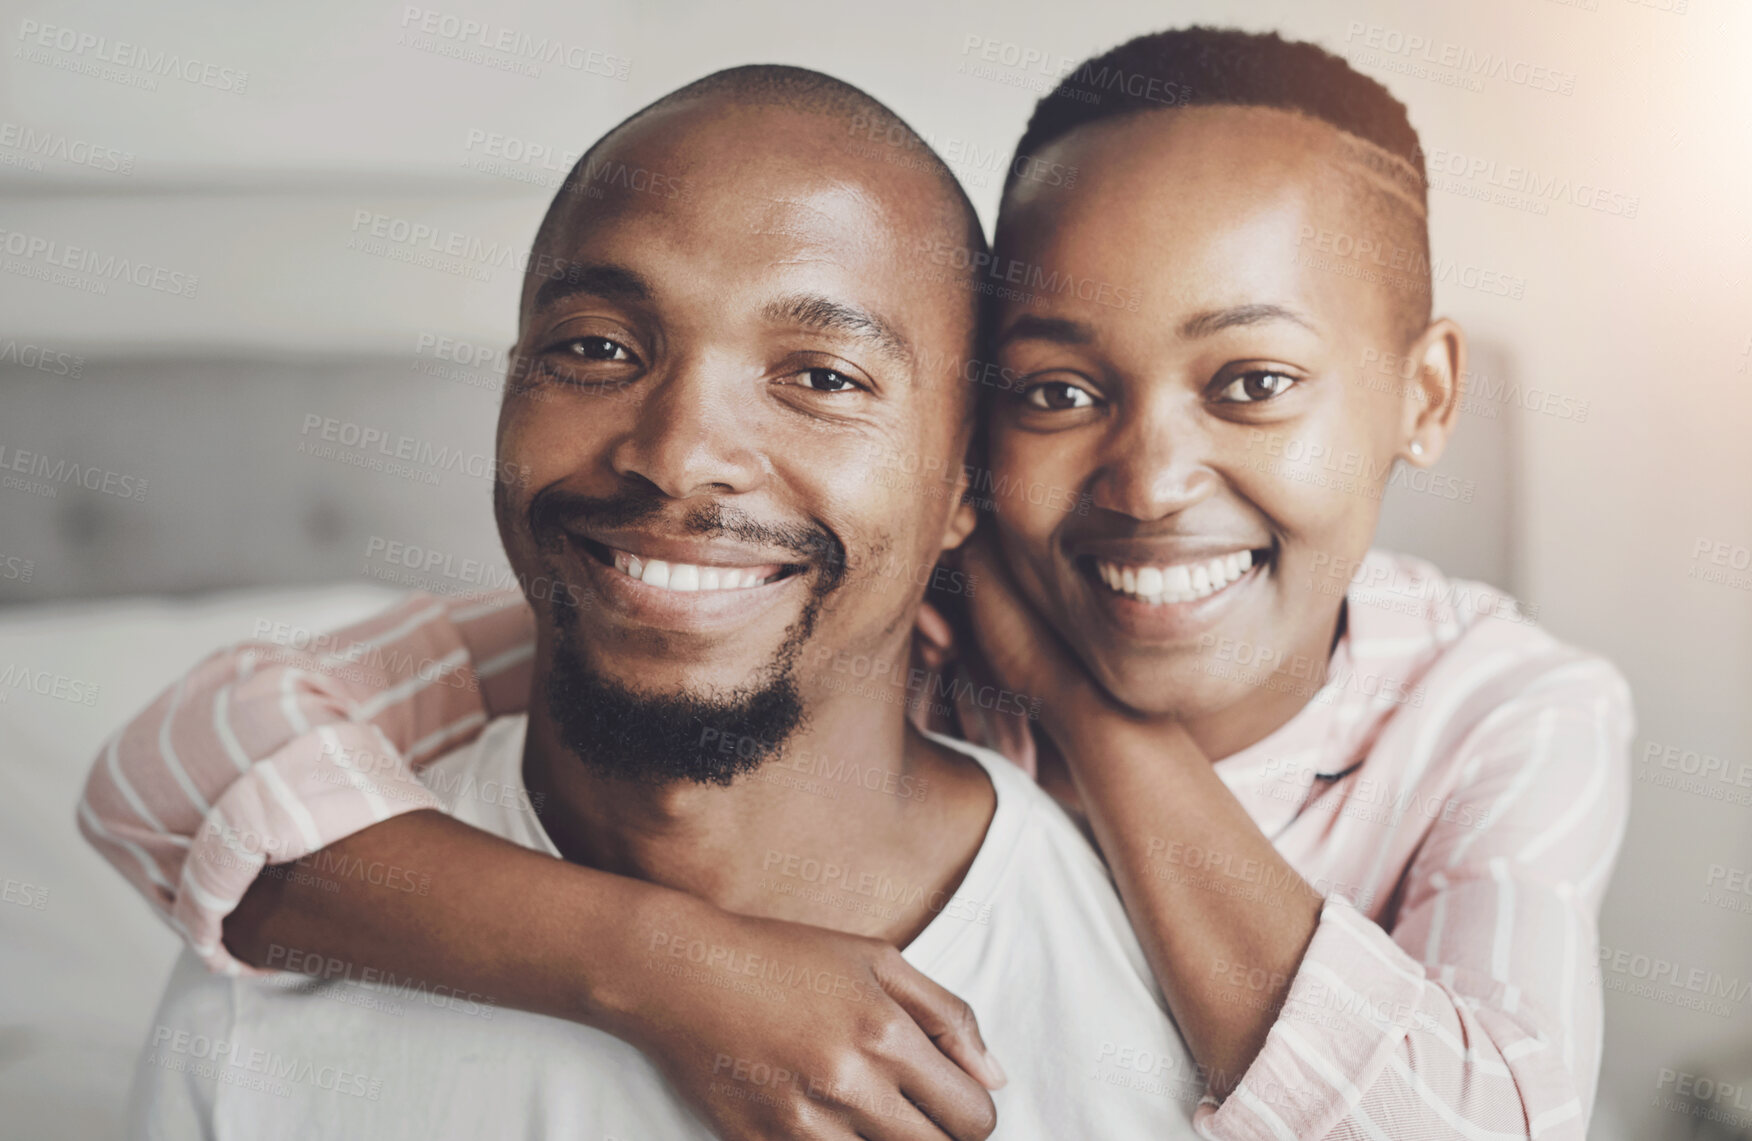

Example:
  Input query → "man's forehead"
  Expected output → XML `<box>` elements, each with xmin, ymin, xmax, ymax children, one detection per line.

<box><xmin>538</xmin><ymin>181</ymin><xmax>907</xmax><ymax>310</ymax></box>
<box><xmin>582</xmin><ymin>102</ymin><xmax>918</xmax><ymax>230</ymax></box>
<box><xmin>536</xmin><ymin>133</ymin><xmax>921</xmax><ymax>300</ymax></box>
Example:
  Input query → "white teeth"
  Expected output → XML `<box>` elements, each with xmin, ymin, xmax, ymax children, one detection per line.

<box><xmin>610</xmin><ymin>549</ymin><xmax>774</xmax><ymax>592</ymax></box>
<box><xmin>1092</xmin><ymin>551</ymin><xmax>1261</xmax><ymax>605</ymax></box>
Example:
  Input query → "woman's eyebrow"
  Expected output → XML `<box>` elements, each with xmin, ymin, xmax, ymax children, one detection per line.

<box><xmin>995</xmin><ymin>313</ymin><xmax>1096</xmax><ymax>349</ymax></box>
<box><xmin>1179</xmin><ymin>303</ymin><xmax>1317</xmax><ymax>339</ymax></box>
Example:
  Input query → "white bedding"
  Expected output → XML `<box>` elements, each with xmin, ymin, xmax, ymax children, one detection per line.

<box><xmin>0</xmin><ymin>584</ymin><xmax>403</xmax><ymax>1140</ymax></box>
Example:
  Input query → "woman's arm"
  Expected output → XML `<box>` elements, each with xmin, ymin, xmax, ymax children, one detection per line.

<box><xmin>962</xmin><ymin>533</ymin><xmax>1633</xmax><ymax>1139</ymax></box>
<box><xmin>79</xmin><ymin>589</ymin><xmax>1003</xmax><ymax>1140</ymax></box>
<box><xmin>77</xmin><ymin>589</ymin><xmax>533</xmax><ymax>967</ymax></box>
<box><xmin>1178</xmin><ymin>686</ymin><xmax>1631</xmax><ymax>1140</ymax></box>
<box><xmin>1048</xmin><ymin>718</ymin><xmax>1323</xmax><ymax>1098</ymax></box>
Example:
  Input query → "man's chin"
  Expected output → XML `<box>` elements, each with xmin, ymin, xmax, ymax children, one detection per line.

<box><xmin>546</xmin><ymin>633</ymin><xmax>806</xmax><ymax>788</ymax></box>
<box><xmin>579</xmin><ymin>657</ymin><xmax>781</xmax><ymax>702</ymax></box>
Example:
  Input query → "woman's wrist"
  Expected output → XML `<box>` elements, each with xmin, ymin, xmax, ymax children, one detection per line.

<box><xmin>578</xmin><ymin>875</ymin><xmax>724</xmax><ymax>1038</ymax></box>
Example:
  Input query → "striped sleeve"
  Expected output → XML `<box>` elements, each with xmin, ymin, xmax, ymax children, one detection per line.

<box><xmin>75</xmin><ymin>589</ymin><xmax>537</xmax><ymax>974</ymax></box>
<box><xmin>1195</xmin><ymin>662</ymin><xmax>1634</xmax><ymax>1141</ymax></box>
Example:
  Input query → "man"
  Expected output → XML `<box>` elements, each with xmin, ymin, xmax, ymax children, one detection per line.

<box><xmin>128</xmin><ymin>66</ymin><xmax>1201</xmax><ymax>1141</ymax></box>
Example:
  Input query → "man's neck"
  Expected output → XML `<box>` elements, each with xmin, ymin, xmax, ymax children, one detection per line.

<box><xmin>521</xmin><ymin>687</ymin><xmax>997</xmax><ymax>947</ymax></box>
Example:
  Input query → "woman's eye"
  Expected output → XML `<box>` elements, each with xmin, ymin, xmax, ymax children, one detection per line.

<box><xmin>567</xmin><ymin>336</ymin><xmax>633</xmax><ymax>363</ymax></box>
<box><xmin>798</xmin><ymin>367</ymin><xmax>860</xmax><ymax>393</ymax></box>
<box><xmin>1216</xmin><ymin>370</ymin><xmax>1298</xmax><ymax>403</ymax></box>
<box><xmin>1023</xmin><ymin>380</ymin><xmax>1097</xmax><ymax>411</ymax></box>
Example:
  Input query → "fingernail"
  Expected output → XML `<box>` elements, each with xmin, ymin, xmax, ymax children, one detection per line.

<box><xmin>984</xmin><ymin>1050</ymin><xmax>1008</xmax><ymax>1088</ymax></box>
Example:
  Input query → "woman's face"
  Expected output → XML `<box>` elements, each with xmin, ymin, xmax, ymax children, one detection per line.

<box><xmin>985</xmin><ymin>105</ymin><xmax>1455</xmax><ymax>745</ymax></box>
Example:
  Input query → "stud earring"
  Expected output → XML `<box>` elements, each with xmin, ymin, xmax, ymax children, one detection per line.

<box><xmin>1409</xmin><ymin>441</ymin><xmax>1425</xmax><ymax>457</ymax></box>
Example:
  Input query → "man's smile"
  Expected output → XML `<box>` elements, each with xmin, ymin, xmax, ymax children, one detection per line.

<box><xmin>566</xmin><ymin>530</ymin><xmax>812</xmax><ymax>634</ymax></box>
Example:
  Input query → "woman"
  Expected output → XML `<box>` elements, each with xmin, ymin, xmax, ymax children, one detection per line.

<box><xmin>83</xmin><ymin>27</ymin><xmax>1629</xmax><ymax>1140</ymax></box>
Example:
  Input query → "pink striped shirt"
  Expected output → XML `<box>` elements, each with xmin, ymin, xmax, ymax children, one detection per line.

<box><xmin>78</xmin><ymin>549</ymin><xmax>1632</xmax><ymax>1139</ymax></box>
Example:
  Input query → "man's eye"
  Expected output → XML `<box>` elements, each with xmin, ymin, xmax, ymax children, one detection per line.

<box><xmin>1215</xmin><ymin>370</ymin><xmax>1298</xmax><ymax>403</ymax></box>
<box><xmin>567</xmin><ymin>336</ymin><xmax>633</xmax><ymax>362</ymax></box>
<box><xmin>799</xmin><ymin>367</ymin><xmax>860</xmax><ymax>393</ymax></box>
<box><xmin>1022</xmin><ymin>380</ymin><xmax>1097</xmax><ymax>411</ymax></box>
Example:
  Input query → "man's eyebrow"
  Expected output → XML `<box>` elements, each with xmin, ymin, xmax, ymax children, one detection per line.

<box><xmin>532</xmin><ymin>263</ymin><xmax>652</xmax><ymax>315</ymax></box>
<box><xmin>1179</xmin><ymin>304</ymin><xmax>1318</xmax><ymax>339</ymax></box>
<box><xmin>994</xmin><ymin>313</ymin><xmax>1097</xmax><ymax>349</ymax></box>
<box><xmin>763</xmin><ymin>292</ymin><xmax>912</xmax><ymax>366</ymax></box>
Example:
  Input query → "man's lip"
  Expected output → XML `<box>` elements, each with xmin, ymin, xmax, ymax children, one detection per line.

<box><xmin>564</xmin><ymin>529</ymin><xmax>802</xmax><ymax>574</ymax></box>
<box><xmin>564</xmin><ymin>533</ymin><xmax>806</xmax><ymax>632</ymax></box>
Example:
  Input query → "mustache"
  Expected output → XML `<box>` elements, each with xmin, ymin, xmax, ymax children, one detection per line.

<box><xmin>528</xmin><ymin>485</ymin><xmax>849</xmax><ymax>593</ymax></box>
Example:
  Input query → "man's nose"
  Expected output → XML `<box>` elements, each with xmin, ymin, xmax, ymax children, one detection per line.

<box><xmin>608</xmin><ymin>356</ymin><xmax>766</xmax><ymax>499</ymax></box>
<box><xmin>1086</xmin><ymin>399</ymin><xmax>1217</xmax><ymax>521</ymax></box>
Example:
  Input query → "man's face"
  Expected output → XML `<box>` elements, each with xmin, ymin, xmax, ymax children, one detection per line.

<box><xmin>987</xmin><ymin>106</ymin><xmax>1431</xmax><ymax>722</ymax></box>
<box><xmin>495</xmin><ymin>100</ymin><xmax>975</xmax><ymax>781</ymax></box>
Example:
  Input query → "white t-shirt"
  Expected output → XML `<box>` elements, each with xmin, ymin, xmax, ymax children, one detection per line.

<box><xmin>130</xmin><ymin>717</ymin><xmax>1203</xmax><ymax>1139</ymax></box>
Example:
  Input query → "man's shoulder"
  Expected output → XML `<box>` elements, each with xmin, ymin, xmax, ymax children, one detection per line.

<box><xmin>420</xmin><ymin>715</ymin><xmax>552</xmax><ymax>851</ymax></box>
<box><xmin>921</xmin><ymin>731</ymin><xmax>1113</xmax><ymax>885</ymax></box>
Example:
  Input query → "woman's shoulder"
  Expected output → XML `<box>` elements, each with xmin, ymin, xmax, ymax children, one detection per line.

<box><xmin>1349</xmin><ymin>549</ymin><xmax>1632</xmax><ymax>724</ymax></box>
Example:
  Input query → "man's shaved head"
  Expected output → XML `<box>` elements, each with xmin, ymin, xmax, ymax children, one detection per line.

<box><xmin>524</xmin><ymin>64</ymin><xmax>987</xmax><ymax>331</ymax></box>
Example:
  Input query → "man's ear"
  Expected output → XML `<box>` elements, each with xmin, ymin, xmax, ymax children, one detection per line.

<box><xmin>1400</xmin><ymin>317</ymin><xmax>1466</xmax><ymax>466</ymax></box>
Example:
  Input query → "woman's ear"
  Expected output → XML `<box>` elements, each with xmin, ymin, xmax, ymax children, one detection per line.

<box><xmin>940</xmin><ymin>496</ymin><xmax>980</xmax><ymax>553</ymax></box>
<box><xmin>1401</xmin><ymin>317</ymin><xmax>1467</xmax><ymax>466</ymax></box>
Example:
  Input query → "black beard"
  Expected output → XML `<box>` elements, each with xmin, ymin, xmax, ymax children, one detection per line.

<box><xmin>544</xmin><ymin>593</ymin><xmax>816</xmax><ymax>787</ymax></box>
<box><xmin>527</xmin><ymin>482</ymin><xmax>848</xmax><ymax>785</ymax></box>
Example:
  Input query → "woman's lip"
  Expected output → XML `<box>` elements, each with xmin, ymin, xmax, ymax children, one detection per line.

<box><xmin>1075</xmin><ymin>553</ymin><xmax>1268</xmax><ymax>642</ymax></box>
<box><xmin>567</xmin><ymin>534</ymin><xmax>803</xmax><ymax>633</ymax></box>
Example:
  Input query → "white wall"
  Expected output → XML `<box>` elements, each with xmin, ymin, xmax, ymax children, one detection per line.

<box><xmin>3</xmin><ymin>1</ymin><xmax>1749</xmax><ymax>1136</ymax></box>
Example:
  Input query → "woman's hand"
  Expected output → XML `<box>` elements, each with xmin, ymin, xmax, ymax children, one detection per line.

<box><xmin>952</xmin><ymin>524</ymin><xmax>1110</xmax><ymax>741</ymax></box>
<box><xmin>607</xmin><ymin>895</ymin><xmax>1005</xmax><ymax>1140</ymax></box>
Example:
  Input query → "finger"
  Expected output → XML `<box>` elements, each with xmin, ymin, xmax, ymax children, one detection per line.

<box><xmin>890</xmin><ymin>1042</ymin><xmax>998</xmax><ymax>1141</ymax></box>
<box><xmin>914</xmin><ymin>601</ymin><xmax>955</xmax><ymax>654</ymax></box>
<box><xmin>873</xmin><ymin>957</ymin><xmax>1006</xmax><ymax>1091</ymax></box>
<box><xmin>844</xmin><ymin>1086</ymin><xmax>969</xmax><ymax>1141</ymax></box>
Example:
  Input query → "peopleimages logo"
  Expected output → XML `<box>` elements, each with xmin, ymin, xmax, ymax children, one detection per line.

<box><xmin>296</xmin><ymin>414</ymin><xmax>529</xmax><ymax>486</ymax></box>
<box><xmin>397</xmin><ymin>7</ymin><xmax>630</xmax><ymax>80</ymax></box>
<box><xmin>0</xmin><ymin>227</ymin><xmax>198</xmax><ymax>298</ymax></box>
<box><xmin>14</xmin><ymin>19</ymin><xmax>250</xmax><ymax>93</ymax></box>
<box><xmin>913</xmin><ymin>237</ymin><xmax>1143</xmax><ymax>312</ymax></box>
<box><xmin>0</xmin><ymin>121</ymin><xmax>135</xmax><ymax>174</ymax></box>
<box><xmin>0</xmin><ymin>443</ymin><xmax>149</xmax><ymax>501</ymax></box>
